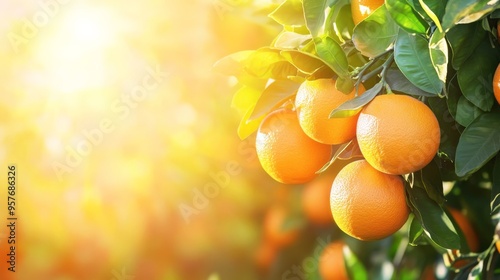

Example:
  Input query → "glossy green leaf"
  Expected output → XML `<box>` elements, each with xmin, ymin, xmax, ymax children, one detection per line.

<box><xmin>314</xmin><ymin>36</ymin><xmax>349</xmax><ymax>77</ymax></box>
<box><xmin>385</xmin><ymin>0</ymin><xmax>428</xmax><ymax>34</ymax></box>
<box><xmin>334</xmin><ymin>3</ymin><xmax>355</xmax><ymax>41</ymax></box>
<box><xmin>237</xmin><ymin>105</ymin><xmax>264</xmax><ymax>140</ymax></box>
<box><xmin>408</xmin><ymin>216</ymin><xmax>427</xmax><ymax>246</ymax></box>
<box><xmin>343</xmin><ymin>246</ymin><xmax>368</xmax><ymax>280</ymax></box>
<box><xmin>231</xmin><ymin>85</ymin><xmax>261</xmax><ymax>115</ymax></box>
<box><xmin>281</xmin><ymin>50</ymin><xmax>328</xmax><ymax>75</ymax></box>
<box><xmin>352</xmin><ymin>6</ymin><xmax>399</xmax><ymax>58</ymax></box>
<box><xmin>245</xmin><ymin>48</ymin><xmax>298</xmax><ymax>79</ymax></box>
<box><xmin>248</xmin><ymin>80</ymin><xmax>300</xmax><ymax>121</ymax></box>
<box><xmin>303</xmin><ymin>0</ymin><xmax>328</xmax><ymax>37</ymax></box>
<box><xmin>455</xmin><ymin>96</ymin><xmax>484</xmax><ymax>127</ymax></box>
<box><xmin>385</xmin><ymin>68</ymin><xmax>435</xmax><ymax>97</ymax></box>
<box><xmin>273</xmin><ymin>32</ymin><xmax>312</xmax><ymax>49</ymax></box>
<box><xmin>269</xmin><ymin>0</ymin><xmax>306</xmax><ymax>27</ymax></box>
<box><xmin>429</xmin><ymin>29</ymin><xmax>448</xmax><ymax>89</ymax></box>
<box><xmin>329</xmin><ymin>81</ymin><xmax>383</xmax><ymax>118</ymax></box>
<box><xmin>455</xmin><ymin>111</ymin><xmax>500</xmax><ymax>177</ymax></box>
<box><xmin>213</xmin><ymin>50</ymin><xmax>254</xmax><ymax>76</ymax></box>
<box><xmin>427</xmin><ymin>96</ymin><xmax>461</xmax><ymax>161</ymax></box>
<box><xmin>417</xmin><ymin>0</ymin><xmax>443</xmax><ymax>32</ymax></box>
<box><xmin>394</xmin><ymin>30</ymin><xmax>442</xmax><ymax>95</ymax></box>
<box><xmin>335</xmin><ymin>76</ymin><xmax>354</xmax><ymax>94</ymax></box>
<box><xmin>419</xmin><ymin>160</ymin><xmax>445</xmax><ymax>205</ymax></box>
<box><xmin>457</xmin><ymin>41</ymin><xmax>497</xmax><ymax>112</ymax></box>
<box><xmin>408</xmin><ymin>0</ymin><xmax>445</xmax><ymax>22</ymax></box>
<box><xmin>446</xmin><ymin>22</ymin><xmax>486</xmax><ymax>70</ymax></box>
<box><xmin>407</xmin><ymin>186</ymin><xmax>460</xmax><ymax>249</ymax></box>
<box><xmin>442</xmin><ymin>0</ymin><xmax>500</xmax><ymax>32</ymax></box>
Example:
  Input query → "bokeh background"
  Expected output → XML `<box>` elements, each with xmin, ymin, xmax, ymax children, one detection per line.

<box><xmin>0</xmin><ymin>0</ymin><xmax>305</xmax><ymax>279</ymax></box>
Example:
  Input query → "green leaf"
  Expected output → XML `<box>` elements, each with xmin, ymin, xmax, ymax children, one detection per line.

<box><xmin>427</xmin><ymin>96</ymin><xmax>461</xmax><ymax>161</ymax></box>
<box><xmin>303</xmin><ymin>0</ymin><xmax>328</xmax><ymax>37</ymax></box>
<box><xmin>455</xmin><ymin>111</ymin><xmax>500</xmax><ymax>177</ymax></box>
<box><xmin>408</xmin><ymin>216</ymin><xmax>427</xmax><ymax>246</ymax></box>
<box><xmin>446</xmin><ymin>22</ymin><xmax>486</xmax><ymax>70</ymax></box>
<box><xmin>429</xmin><ymin>29</ymin><xmax>448</xmax><ymax>89</ymax></box>
<box><xmin>417</xmin><ymin>0</ymin><xmax>443</xmax><ymax>32</ymax></box>
<box><xmin>273</xmin><ymin>32</ymin><xmax>312</xmax><ymax>49</ymax></box>
<box><xmin>248</xmin><ymin>80</ymin><xmax>300</xmax><ymax>121</ymax></box>
<box><xmin>492</xmin><ymin>156</ymin><xmax>500</xmax><ymax>213</ymax></box>
<box><xmin>394</xmin><ymin>30</ymin><xmax>443</xmax><ymax>95</ymax></box>
<box><xmin>281</xmin><ymin>50</ymin><xmax>328</xmax><ymax>75</ymax></box>
<box><xmin>334</xmin><ymin>3</ymin><xmax>355</xmax><ymax>41</ymax></box>
<box><xmin>457</xmin><ymin>41</ymin><xmax>497</xmax><ymax>112</ymax></box>
<box><xmin>245</xmin><ymin>48</ymin><xmax>298</xmax><ymax>80</ymax></box>
<box><xmin>419</xmin><ymin>160</ymin><xmax>445</xmax><ymax>205</ymax></box>
<box><xmin>237</xmin><ymin>105</ymin><xmax>264</xmax><ymax>140</ymax></box>
<box><xmin>407</xmin><ymin>186</ymin><xmax>460</xmax><ymax>249</ymax></box>
<box><xmin>442</xmin><ymin>0</ymin><xmax>500</xmax><ymax>32</ymax></box>
<box><xmin>231</xmin><ymin>85</ymin><xmax>262</xmax><ymax>115</ymax></box>
<box><xmin>385</xmin><ymin>0</ymin><xmax>428</xmax><ymax>34</ymax></box>
<box><xmin>269</xmin><ymin>0</ymin><xmax>306</xmax><ymax>27</ymax></box>
<box><xmin>343</xmin><ymin>246</ymin><xmax>368</xmax><ymax>280</ymax></box>
<box><xmin>213</xmin><ymin>50</ymin><xmax>255</xmax><ymax>76</ymax></box>
<box><xmin>337</xmin><ymin>138</ymin><xmax>363</xmax><ymax>160</ymax></box>
<box><xmin>329</xmin><ymin>81</ymin><xmax>383</xmax><ymax>118</ymax></box>
<box><xmin>352</xmin><ymin>6</ymin><xmax>399</xmax><ymax>58</ymax></box>
<box><xmin>335</xmin><ymin>76</ymin><xmax>354</xmax><ymax>94</ymax></box>
<box><xmin>384</xmin><ymin>67</ymin><xmax>436</xmax><ymax>97</ymax></box>
<box><xmin>314</xmin><ymin>36</ymin><xmax>349</xmax><ymax>78</ymax></box>
<box><xmin>455</xmin><ymin>96</ymin><xmax>484</xmax><ymax>127</ymax></box>
<box><xmin>408</xmin><ymin>0</ymin><xmax>445</xmax><ymax>22</ymax></box>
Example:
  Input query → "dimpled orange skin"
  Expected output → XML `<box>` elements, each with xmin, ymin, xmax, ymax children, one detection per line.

<box><xmin>295</xmin><ymin>79</ymin><xmax>366</xmax><ymax>145</ymax></box>
<box><xmin>493</xmin><ymin>64</ymin><xmax>500</xmax><ymax>105</ymax></box>
<box><xmin>319</xmin><ymin>241</ymin><xmax>349</xmax><ymax>280</ymax></box>
<box><xmin>351</xmin><ymin>0</ymin><xmax>385</xmax><ymax>25</ymax></box>
<box><xmin>330</xmin><ymin>160</ymin><xmax>409</xmax><ymax>241</ymax></box>
<box><xmin>256</xmin><ymin>108</ymin><xmax>332</xmax><ymax>184</ymax></box>
<box><xmin>357</xmin><ymin>94</ymin><xmax>440</xmax><ymax>175</ymax></box>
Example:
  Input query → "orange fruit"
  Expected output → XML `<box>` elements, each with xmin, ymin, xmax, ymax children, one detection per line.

<box><xmin>256</xmin><ymin>108</ymin><xmax>332</xmax><ymax>184</ymax></box>
<box><xmin>357</xmin><ymin>94</ymin><xmax>440</xmax><ymax>175</ymax></box>
<box><xmin>319</xmin><ymin>241</ymin><xmax>349</xmax><ymax>280</ymax></box>
<box><xmin>263</xmin><ymin>206</ymin><xmax>300</xmax><ymax>248</ymax></box>
<box><xmin>493</xmin><ymin>63</ymin><xmax>500</xmax><ymax>105</ymax></box>
<box><xmin>295</xmin><ymin>79</ymin><xmax>366</xmax><ymax>145</ymax></box>
<box><xmin>302</xmin><ymin>172</ymin><xmax>336</xmax><ymax>226</ymax></box>
<box><xmin>330</xmin><ymin>160</ymin><xmax>409</xmax><ymax>240</ymax></box>
<box><xmin>449</xmin><ymin>208</ymin><xmax>479</xmax><ymax>252</ymax></box>
<box><xmin>351</xmin><ymin>0</ymin><xmax>385</xmax><ymax>25</ymax></box>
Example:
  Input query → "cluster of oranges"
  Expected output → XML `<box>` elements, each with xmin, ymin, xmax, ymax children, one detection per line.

<box><xmin>256</xmin><ymin>78</ymin><xmax>441</xmax><ymax>242</ymax></box>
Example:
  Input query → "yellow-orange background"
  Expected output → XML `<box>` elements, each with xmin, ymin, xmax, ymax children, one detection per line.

<box><xmin>0</xmin><ymin>0</ymin><xmax>284</xmax><ymax>279</ymax></box>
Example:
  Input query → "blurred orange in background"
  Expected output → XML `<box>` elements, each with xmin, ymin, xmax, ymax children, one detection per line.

<box><xmin>0</xmin><ymin>0</ymin><xmax>286</xmax><ymax>279</ymax></box>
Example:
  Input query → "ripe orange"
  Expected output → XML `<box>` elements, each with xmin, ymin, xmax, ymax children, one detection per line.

<box><xmin>351</xmin><ymin>0</ymin><xmax>385</xmax><ymax>25</ymax></box>
<box><xmin>302</xmin><ymin>172</ymin><xmax>336</xmax><ymax>226</ymax></box>
<box><xmin>330</xmin><ymin>160</ymin><xmax>409</xmax><ymax>240</ymax></box>
<box><xmin>357</xmin><ymin>94</ymin><xmax>440</xmax><ymax>175</ymax></box>
<box><xmin>493</xmin><ymin>63</ymin><xmax>500</xmax><ymax>105</ymax></box>
<box><xmin>449</xmin><ymin>208</ymin><xmax>479</xmax><ymax>252</ymax></box>
<box><xmin>295</xmin><ymin>79</ymin><xmax>365</xmax><ymax>145</ymax></box>
<box><xmin>254</xmin><ymin>239</ymin><xmax>277</xmax><ymax>272</ymax></box>
<box><xmin>256</xmin><ymin>108</ymin><xmax>332</xmax><ymax>184</ymax></box>
<box><xmin>319</xmin><ymin>241</ymin><xmax>349</xmax><ymax>280</ymax></box>
<box><xmin>263</xmin><ymin>206</ymin><xmax>300</xmax><ymax>248</ymax></box>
